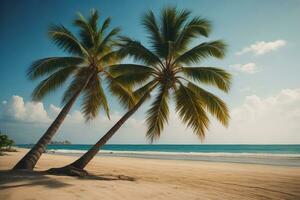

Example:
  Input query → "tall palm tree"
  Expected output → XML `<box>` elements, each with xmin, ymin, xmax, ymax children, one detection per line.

<box><xmin>13</xmin><ymin>10</ymin><xmax>132</xmax><ymax>170</ymax></box>
<box><xmin>48</xmin><ymin>7</ymin><xmax>231</xmax><ymax>176</ymax></box>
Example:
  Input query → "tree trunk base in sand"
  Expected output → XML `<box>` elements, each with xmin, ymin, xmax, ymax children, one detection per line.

<box><xmin>46</xmin><ymin>165</ymin><xmax>88</xmax><ymax>177</ymax></box>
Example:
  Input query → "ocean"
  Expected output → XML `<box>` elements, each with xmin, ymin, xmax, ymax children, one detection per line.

<box><xmin>18</xmin><ymin>144</ymin><xmax>300</xmax><ymax>166</ymax></box>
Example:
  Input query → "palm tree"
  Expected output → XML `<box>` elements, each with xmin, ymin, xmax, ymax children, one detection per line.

<box><xmin>47</xmin><ymin>7</ymin><xmax>231</xmax><ymax>176</ymax></box>
<box><xmin>13</xmin><ymin>10</ymin><xmax>132</xmax><ymax>170</ymax></box>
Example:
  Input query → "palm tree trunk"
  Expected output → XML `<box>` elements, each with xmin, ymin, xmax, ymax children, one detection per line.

<box><xmin>48</xmin><ymin>90</ymin><xmax>150</xmax><ymax>175</ymax></box>
<box><xmin>13</xmin><ymin>72</ymin><xmax>95</xmax><ymax>171</ymax></box>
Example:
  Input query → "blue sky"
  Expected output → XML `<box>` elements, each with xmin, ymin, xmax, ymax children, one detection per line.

<box><xmin>1</xmin><ymin>0</ymin><xmax>300</xmax><ymax>144</ymax></box>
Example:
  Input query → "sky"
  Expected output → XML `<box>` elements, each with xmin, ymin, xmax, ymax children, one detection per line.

<box><xmin>0</xmin><ymin>0</ymin><xmax>300</xmax><ymax>144</ymax></box>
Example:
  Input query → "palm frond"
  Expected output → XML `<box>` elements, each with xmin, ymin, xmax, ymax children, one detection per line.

<box><xmin>174</xmin><ymin>40</ymin><xmax>226</xmax><ymax>65</ymax></box>
<box><xmin>32</xmin><ymin>66</ymin><xmax>77</xmax><ymax>101</ymax></box>
<box><xmin>100</xmin><ymin>17</ymin><xmax>111</xmax><ymax>33</ymax></box>
<box><xmin>98</xmin><ymin>51</ymin><xmax>121</xmax><ymax>66</ymax></box>
<box><xmin>105</xmin><ymin>72</ymin><xmax>136</xmax><ymax>109</ymax></box>
<box><xmin>88</xmin><ymin>9</ymin><xmax>99</xmax><ymax>32</ymax></box>
<box><xmin>81</xmin><ymin>74</ymin><xmax>109</xmax><ymax>121</ymax></box>
<box><xmin>175</xmin><ymin>17</ymin><xmax>211</xmax><ymax>52</ymax></box>
<box><xmin>142</xmin><ymin>10</ymin><xmax>165</xmax><ymax>57</ymax></box>
<box><xmin>160</xmin><ymin>7</ymin><xmax>190</xmax><ymax>41</ymax></box>
<box><xmin>188</xmin><ymin>82</ymin><xmax>229</xmax><ymax>126</ymax></box>
<box><xmin>119</xmin><ymin>37</ymin><xmax>162</xmax><ymax>67</ymax></box>
<box><xmin>115</xmin><ymin>71</ymin><xmax>152</xmax><ymax>88</ymax></box>
<box><xmin>48</xmin><ymin>24</ymin><xmax>88</xmax><ymax>56</ymax></box>
<box><xmin>27</xmin><ymin>57</ymin><xmax>84</xmax><ymax>80</ymax></box>
<box><xmin>74</xmin><ymin>13</ymin><xmax>94</xmax><ymax>49</ymax></box>
<box><xmin>62</xmin><ymin>68</ymin><xmax>92</xmax><ymax>104</ymax></box>
<box><xmin>108</xmin><ymin>64</ymin><xmax>154</xmax><ymax>87</ymax></box>
<box><xmin>133</xmin><ymin>80</ymin><xmax>158</xmax><ymax>100</ymax></box>
<box><xmin>161</xmin><ymin>6</ymin><xmax>176</xmax><ymax>41</ymax></box>
<box><xmin>174</xmin><ymin>9</ymin><xmax>191</xmax><ymax>28</ymax></box>
<box><xmin>146</xmin><ymin>84</ymin><xmax>169</xmax><ymax>142</ymax></box>
<box><xmin>97</xmin><ymin>27</ymin><xmax>121</xmax><ymax>54</ymax></box>
<box><xmin>174</xmin><ymin>82</ymin><xmax>209</xmax><ymax>140</ymax></box>
<box><xmin>109</xmin><ymin>64</ymin><xmax>154</xmax><ymax>76</ymax></box>
<box><xmin>182</xmin><ymin>67</ymin><xmax>231</xmax><ymax>92</ymax></box>
<box><xmin>162</xmin><ymin>7</ymin><xmax>191</xmax><ymax>58</ymax></box>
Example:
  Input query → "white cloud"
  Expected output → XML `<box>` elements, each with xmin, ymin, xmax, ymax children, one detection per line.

<box><xmin>1</xmin><ymin>95</ymin><xmax>50</xmax><ymax>123</ymax></box>
<box><xmin>236</xmin><ymin>40</ymin><xmax>286</xmax><ymax>55</ymax></box>
<box><xmin>205</xmin><ymin>88</ymin><xmax>300</xmax><ymax>144</ymax></box>
<box><xmin>231</xmin><ymin>62</ymin><xmax>258</xmax><ymax>74</ymax></box>
<box><xmin>1</xmin><ymin>89</ymin><xmax>300</xmax><ymax>144</ymax></box>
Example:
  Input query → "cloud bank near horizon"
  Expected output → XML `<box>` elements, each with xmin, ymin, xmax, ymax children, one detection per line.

<box><xmin>1</xmin><ymin>88</ymin><xmax>300</xmax><ymax>144</ymax></box>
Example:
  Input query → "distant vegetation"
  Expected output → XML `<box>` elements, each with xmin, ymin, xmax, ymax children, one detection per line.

<box><xmin>0</xmin><ymin>131</ymin><xmax>16</xmax><ymax>154</ymax></box>
<box><xmin>50</xmin><ymin>140</ymin><xmax>71</xmax><ymax>145</ymax></box>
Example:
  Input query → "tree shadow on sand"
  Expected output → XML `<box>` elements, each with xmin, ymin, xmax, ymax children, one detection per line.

<box><xmin>75</xmin><ymin>173</ymin><xmax>135</xmax><ymax>181</ymax></box>
<box><xmin>46</xmin><ymin>170</ymin><xmax>136</xmax><ymax>181</ymax></box>
<box><xmin>0</xmin><ymin>170</ymin><xmax>71</xmax><ymax>190</ymax></box>
<box><xmin>0</xmin><ymin>170</ymin><xmax>135</xmax><ymax>190</ymax></box>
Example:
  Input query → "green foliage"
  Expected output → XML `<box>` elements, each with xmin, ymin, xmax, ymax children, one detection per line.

<box><xmin>97</xmin><ymin>28</ymin><xmax>121</xmax><ymax>54</ymax></box>
<box><xmin>118</xmin><ymin>6</ymin><xmax>232</xmax><ymax>142</ymax></box>
<box><xmin>73</xmin><ymin>13</ymin><xmax>96</xmax><ymax>49</ymax></box>
<box><xmin>175</xmin><ymin>83</ymin><xmax>209</xmax><ymax>139</ymax></box>
<box><xmin>174</xmin><ymin>40</ymin><xmax>226</xmax><ymax>65</ymax></box>
<box><xmin>27</xmin><ymin>57</ymin><xmax>84</xmax><ymax>80</ymax></box>
<box><xmin>132</xmin><ymin>80</ymin><xmax>158</xmax><ymax>100</ymax></box>
<box><xmin>32</xmin><ymin>66</ymin><xmax>78</xmax><ymax>101</ymax></box>
<box><xmin>175</xmin><ymin>17</ymin><xmax>211</xmax><ymax>52</ymax></box>
<box><xmin>142</xmin><ymin>10</ymin><xmax>164</xmax><ymax>57</ymax></box>
<box><xmin>27</xmin><ymin>9</ymin><xmax>130</xmax><ymax>121</ymax></box>
<box><xmin>0</xmin><ymin>131</ymin><xmax>15</xmax><ymax>149</ymax></box>
<box><xmin>62</xmin><ymin>68</ymin><xmax>91</xmax><ymax>104</ymax></box>
<box><xmin>26</xmin><ymin>6</ymin><xmax>232</xmax><ymax>143</ymax></box>
<box><xmin>100</xmin><ymin>17</ymin><xmax>111</xmax><ymax>33</ymax></box>
<box><xmin>188</xmin><ymin>82</ymin><xmax>229</xmax><ymax>127</ymax></box>
<box><xmin>119</xmin><ymin>37</ymin><xmax>162</xmax><ymax>66</ymax></box>
<box><xmin>82</xmin><ymin>74</ymin><xmax>110</xmax><ymax>120</ymax></box>
<box><xmin>48</xmin><ymin>24</ymin><xmax>88</xmax><ymax>56</ymax></box>
<box><xmin>182</xmin><ymin>67</ymin><xmax>231</xmax><ymax>92</ymax></box>
<box><xmin>109</xmin><ymin>64</ymin><xmax>153</xmax><ymax>77</ymax></box>
<box><xmin>106</xmin><ymin>73</ymin><xmax>136</xmax><ymax>109</ymax></box>
<box><xmin>109</xmin><ymin>64</ymin><xmax>154</xmax><ymax>87</ymax></box>
<box><xmin>146</xmin><ymin>85</ymin><xmax>170</xmax><ymax>142</ymax></box>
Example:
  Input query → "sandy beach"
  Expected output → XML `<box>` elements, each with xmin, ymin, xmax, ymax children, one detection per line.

<box><xmin>0</xmin><ymin>148</ymin><xmax>299</xmax><ymax>200</ymax></box>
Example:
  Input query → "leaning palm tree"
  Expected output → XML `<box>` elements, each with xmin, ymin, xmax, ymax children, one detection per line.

<box><xmin>13</xmin><ymin>10</ymin><xmax>131</xmax><ymax>170</ymax></box>
<box><xmin>48</xmin><ymin>7</ymin><xmax>231</xmax><ymax>176</ymax></box>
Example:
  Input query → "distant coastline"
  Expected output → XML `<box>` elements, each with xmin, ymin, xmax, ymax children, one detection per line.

<box><xmin>49</xmin><ymin>140</ymin><xmax>71</xmax><ymax>145</ymax></box>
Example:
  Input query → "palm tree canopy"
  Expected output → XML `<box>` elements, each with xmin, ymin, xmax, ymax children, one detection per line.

<box><xmin>110</xmin><ymin>6</ymin><xmax>232</xmax><ymax>142</ymax></box>
<box><xmin>27</xmin><ymin>9</ymin><xmax>134</xmax><ymax>121</ymax></box>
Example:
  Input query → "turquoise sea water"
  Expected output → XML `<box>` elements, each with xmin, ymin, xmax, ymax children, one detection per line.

<box><xmin>18</xmin><ymin>144</ymin><xmax>300</xmax><ymax>154</ymax></box>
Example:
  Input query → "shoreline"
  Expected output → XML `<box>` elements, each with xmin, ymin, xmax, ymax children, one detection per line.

<box><xmin>45</xmin><ymin>149</ymin><xmax>300</xmax><ymax>167</ymax></box>
<box><xmin>1</xmin><ymin>148</ymin><xmax>300</xmax><ymax>199</ymax></box>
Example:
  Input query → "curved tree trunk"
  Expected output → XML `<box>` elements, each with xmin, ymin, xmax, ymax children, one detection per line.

<box><xmin>13</xmin><ymin>72</ymin><xmax>95</xmax><ymax>171</ymax></box>
<box><xmin>47</xmin><ymin>90</ymin><xmax>150</xmax><ymax>176</ymax></box>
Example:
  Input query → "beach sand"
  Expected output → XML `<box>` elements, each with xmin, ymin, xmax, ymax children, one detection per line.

<box><xmin>0</xmin><ymin>148</ymin><xmax>299</xmax><ymax>200</ymax></box>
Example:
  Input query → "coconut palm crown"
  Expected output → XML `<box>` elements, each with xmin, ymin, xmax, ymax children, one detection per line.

<box><xmin>28</xmin><ymin>10</ymin><xmax>131</xmax><ymax>120</ymax></box>
<box><xmin>111</xmin><ymin>7</ymin><xmax>232</xmax><ymax>141</ymax></box>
